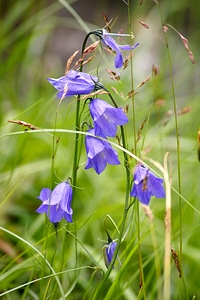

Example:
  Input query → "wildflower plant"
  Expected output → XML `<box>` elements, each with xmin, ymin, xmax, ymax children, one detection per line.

<box><xmin>1</xmin><ymin>1</ymin><xmax>198</xmax><ymax>300</ymax></box>
<box><xmin>34</xmin><ymin>23</ymin><xmax>165</xmax><ymax>297</ymax></box>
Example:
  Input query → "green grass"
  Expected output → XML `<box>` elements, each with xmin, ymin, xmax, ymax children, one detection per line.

<box><xmin>0</xmin><ymin>0</ymin><xmax>200</xmax><ymax>299</ymax></box>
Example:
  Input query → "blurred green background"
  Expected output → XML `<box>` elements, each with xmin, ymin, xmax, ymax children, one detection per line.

<box><xmin>0</xmin><ymin>0</ymin><xmax>199</xmax><ymax>299</ymax></box>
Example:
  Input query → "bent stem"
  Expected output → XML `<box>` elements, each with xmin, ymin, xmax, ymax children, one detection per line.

<box><xmin>71</xmin><ymin>29</ymin><xmax>103</xmax><ymax>197</ymax></box>
<box><xmin>71</xmin><ymin>32</ymin><xmax>94</xmax><ymax>196</ymax></box>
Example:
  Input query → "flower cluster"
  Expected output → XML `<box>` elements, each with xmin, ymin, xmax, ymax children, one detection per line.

<box><xmin>85</xmin><ymin>99</ymin><xmax>128</xmax><ymax>174</ymax></box>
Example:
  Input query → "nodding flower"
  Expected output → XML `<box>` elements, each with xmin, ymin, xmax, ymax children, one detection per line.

<box><xmin>94</xmin><ymin>29</ymin><xmax>140</xmax><ymax>68</ymax></box>
<box><xmin>103</xmin><ymin>240</ymin><xmax>117</xmax><ymax>268</ymax></box>
<box><xmin>84</xmin><ymin>128</ymin><xmax>120</xmax><ymax>174</ymax></box>
<box><xmin>130</xmin><ymin>164</ymin><xmax>165</xmax><ymax>205</ymax></box>
<box><xmin>36</xmin><ymin>182</ymin><xmax>73</xmax><ymax>223</ymax></box>
<box><xmin>47</xmin><ymin>70</ymin><xmax>100</xmax><ymax>99</ymax></box>
<box><xmin>89</xmin><ymin>98</ymin><xmax>128</xmax><ymax>138</ymax></box>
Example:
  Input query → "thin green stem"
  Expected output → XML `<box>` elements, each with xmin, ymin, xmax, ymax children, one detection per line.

<box><xmin>163</xmin><ymin>153</ymin><xmax>172</xmax><ymax>300</ymax></box>
<box><xmin>71</xmin><ymin>98</ymin><xmax>81</xmax><ymax>192</ymax></box>
<box><xmin>157</xmin><ymin>1</ymin><xmax>182</xmax><ymax>298</ymax></box>
<box><xmin>136</xmin><ymin>201</ymin><xmax>146</xmax><ymax>298</ymax></box>
<box><xmin>128</xmin><ymin>1</ymin><xmax>145</xmax><ymax>297</ymax></box>
<box><xmin>71</xmin><ymin>31</ymin><xmax>94</xmax><ymax>197</ymax></box>
<box><xmin>149</xmin><ymin>221</ymin><xmax>162</xmax><ymax>300</ymax></box>
<box><xmin>71</xmin><ymin>31</ymin><xmax>95</xmax><ymax>298</ymax></box>
<box><xmin>127</xmin><ymin>0</ymin><xmax>137</xmax><ymax>155</ymax></box>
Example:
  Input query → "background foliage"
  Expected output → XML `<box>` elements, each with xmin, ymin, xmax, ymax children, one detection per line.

<box><xmin>0</xmin><ymin>0</ymin><xmax>199</xmax><ymax>299</ymax></box>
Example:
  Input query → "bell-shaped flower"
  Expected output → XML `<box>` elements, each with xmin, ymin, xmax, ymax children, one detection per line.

<box><xmin>36</xmin><ymin>182</ymin><xmax>73</xmax><ymax>223</ymax></box>
<box><xmin>89</xmin><ymin>98</ymin><xmax>128</xmax><ymax>137</ymax></box>
<box><xmin>94</xmin><ymin>29</ymin><xmax>139</xmax><ymax>68</ymax></box>
<box><xmin>85</xmin><ymin>128</ymin><xmax>120</xmax><ymax>174</ymax></box>
<box><xmin>130</xmin><ymin>164</ymin><xmax>165</xmax><ymax>205</ymax></box>
<box><xmin>104</xmin><ymin>241</ymin><xmax>117</xmax><ymax>268</ymax></box>
<box><xmin>47</xmin><ymin>70</ymin><xmax>99</xmax><ymax>99</ymax></box>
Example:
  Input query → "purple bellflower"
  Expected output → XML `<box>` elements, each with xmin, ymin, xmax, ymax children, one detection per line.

<box><xmin>89</xmin><ymin>98</ymin><xmax>128</xmax><ymax>137</ymax></box>
<box><xmin>104</xmin><ymin>241</ymin><xmax>117</xmax><ymax>268</ymax></box>
<box><xmin>36</xmin><ymin>182</ymin><xmax>73</xmax><ymax>223</ymax></box>
<box><xmin>94</xmin><ymin>29</ymin><xmax>139</xmax><ymax>68</ymax></box>
<box><xmin>85</xmin><ymin>128</ymin><xmax>120</xmax><ymax>174</ymax></box>
<box><xmin>130</xmin><ymin>164</ymin><xmax>165</xmax><ymax>205</ymax></box>
<box><xmin>47</xmin><ymin>70</ymin><xmax>99</xmax><ymax>99</ymax></box>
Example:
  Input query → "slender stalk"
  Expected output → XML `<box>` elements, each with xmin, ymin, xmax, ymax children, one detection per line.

<box><xmin>71</xmin><ymin>31</ymin><xmax>94</xmax><ymax>200</ymax></box>
<box><xmin>156</xmin><ymin>0</ymin><xmax>182</xmax><ymax>296</ymax></box>
<box><xmin>127</xmin><ymin>0</ymin><xmax>145</xmax><ymax>297</ymax></box>
<box><xmin>71</xmin><ymin>28</ymin><xmax>104</xmax><ymax>189</ymax></box>
<box><xmin>163</xmin><ymin>153</ymin><xmax>172</xmax><ymax>300</ymax></box>
<box><xmin>149</xmin><ymin>221</ymin><xmax>162</xmax><ymax>300</ymax></box>
<box><xmin>127</xmin><ymin>0</ymin><xmax>137</xmax><ymax>153</ymax></box>
<box><xmin>70</xmin><ymin>31</ymin><xmax>95</xmax><ymax>298</ymax></box>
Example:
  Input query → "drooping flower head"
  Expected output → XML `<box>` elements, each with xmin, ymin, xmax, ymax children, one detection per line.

<box><xmin>103</xmin><ymin>240</ymin><xmax>117</xmax><ymax>268</ymax></box>
<box><xmin>85</xmin><ymin>128</ymin><xmax>120</xmax><ymax>174</ymax></box>
<box><xmin>36</xmin><ymin>182</ymin><xmax>73</xmax><ymax>223</ymax></box>
<box><xmin>94</xmin><ymin>29</ymin><xmax>139</xmax><ymax>68</ymax></box>
<box><xmin>130</xmin><ymin>164</ymin><xmax>165</xmax><ymax>205</ymax></box>
<box><xmin>47</xmin><ymin>70</ymin><xmax>99</xmax><ymax>99</ymax></box>
<box><xmin>89</xmin><ymin>98</ymin><xmax>128</xmax><ymax>137</ymax></box>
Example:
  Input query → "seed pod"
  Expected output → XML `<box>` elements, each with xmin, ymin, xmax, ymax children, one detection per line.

<box><xmin>171</xmin><ymin>248</ymin><xmax>182</xmax><ymax>278</ymax></box>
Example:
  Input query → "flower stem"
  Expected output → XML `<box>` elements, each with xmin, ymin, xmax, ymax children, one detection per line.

<box><xmin>71</xmin><ymin>31</ymin><xmax>94</xmax><ymax>198</ymax></box>
<box><xmin>156</xmin><ymin>1</ymin><xmax>182</xmax><ymax>298</ymax></box>
<box><xmin>127</xmin><ymin>0</ymin><xmax>145</xmax><ymax>297</ymax></box>
<box><xmin>91</xmin><ymin>91</ymin><xmax>131</xmax><ymax>299</ymax></box>
<box><xmin>71</xmin><ymin>31</ymin><xmax>95</xmax><ymax>297</ymax></box>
